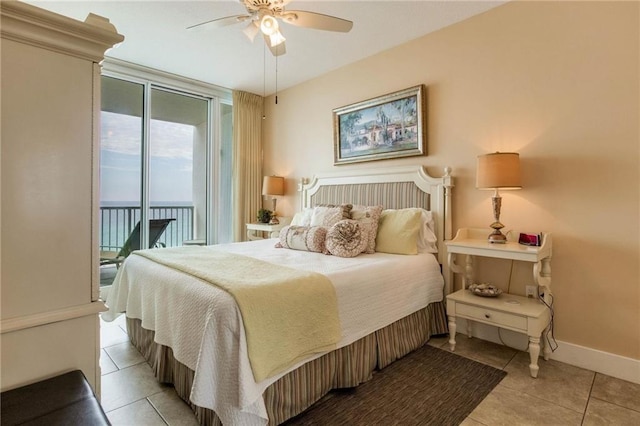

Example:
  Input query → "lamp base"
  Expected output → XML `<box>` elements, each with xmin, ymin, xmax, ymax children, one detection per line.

<box><xmin>488</xmin><ymin>228</ymin><xmax>507</xmax><ymax>244</ymax></box>
<box><xmin>488</xmin><ymin>194</ymin><xmax>507</xmax><ymax>243</ymax></box>
<box><xmin>269</xmin><ymin>198</ymin><xmax>279</xmax><ymax>225</ymax></box>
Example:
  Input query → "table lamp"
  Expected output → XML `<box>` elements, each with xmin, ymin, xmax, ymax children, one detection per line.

<box><xmin>262</xmin><ymin>175</ymin><xmax>284</xmax><ymax>225</ymax></box>
<box><xmin>476</xmin><ymin>152</ymin><xmax>521</xmax><ymax>243</ymax></box>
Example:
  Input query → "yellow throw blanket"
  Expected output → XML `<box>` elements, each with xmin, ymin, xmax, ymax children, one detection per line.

<box><xmin>133</xmin><ymin>247</ymin><xmax>341</xmax><ymax>382</ymax></box>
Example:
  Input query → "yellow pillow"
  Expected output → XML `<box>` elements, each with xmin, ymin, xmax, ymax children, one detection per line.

<box><xmin>375</xmin><ymin>208</ymin><xmax>422</xmax><ymax>255</ymax></box>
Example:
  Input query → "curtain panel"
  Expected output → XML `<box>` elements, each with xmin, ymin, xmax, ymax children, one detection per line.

<box><xmin>232</xmin><ymin>91</ymin><xmax>264</xmax><ymax>241</ymax></box>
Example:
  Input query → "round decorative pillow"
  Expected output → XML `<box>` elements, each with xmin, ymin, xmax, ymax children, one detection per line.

<box><xmin>325</xmin><ymin>220</ymin><xmax>367</xmax><ymax>258</ymax></box>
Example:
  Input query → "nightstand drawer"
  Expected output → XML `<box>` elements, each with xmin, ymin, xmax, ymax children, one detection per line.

<box><xmin>456</xmin><ymin>303</ymin><xmax>527</xmax><ymax>331</ymax></box>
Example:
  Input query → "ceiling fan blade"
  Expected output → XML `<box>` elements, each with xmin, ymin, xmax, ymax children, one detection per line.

<box><xmin>264</xmin><ymin>34</ymin><xmax>286</xmax><ymax>56</ymax></box>
<box><xmin>281</xmin><ymin>10</ymin><xmax>353</xmax><ymax>33</ymax></box>
<box><xmin>187</xmin><ymin>14</ymin><xmax>251</xmax><ymax>31</ymax></box>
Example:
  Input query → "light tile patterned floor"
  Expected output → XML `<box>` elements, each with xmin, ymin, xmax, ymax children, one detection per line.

<box><xmin>100</xmin><ymin>318</ymin><xmax>640</xmax><ymax>425</ymax></box>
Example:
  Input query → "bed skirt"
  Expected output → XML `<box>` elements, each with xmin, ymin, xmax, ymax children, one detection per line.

<box><xmin>126</xmin><ymin>301</ymin><xmax>448</xmax><ymax>425</ymax></box>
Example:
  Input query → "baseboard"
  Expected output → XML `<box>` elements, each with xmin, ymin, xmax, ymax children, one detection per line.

<box><xmin>550</xmin><ymin>340</ymin><xmax>640</xmax><ymax>385</ymax></box>
<box><xmin>455</xmin><ymin>318</ymin><xmax>640</xmax><ymax>385</ymax></box>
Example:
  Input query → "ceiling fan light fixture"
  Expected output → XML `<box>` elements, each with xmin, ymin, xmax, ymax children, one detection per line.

<box><xmin>268</xmin><ymin>30</ymin><xmax>286</xmax><ymax>47</ymax></box>
<box><xmin>243</xmin><ymin>21</ymin><xmax>259</xmax><ymax>41</ymax></box>
<box><xmin>260</xmin><ymin>15</ymin><xmax>279</xmax><ymax>36</ymax></box>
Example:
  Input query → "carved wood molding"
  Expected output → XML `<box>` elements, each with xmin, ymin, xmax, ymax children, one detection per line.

<box><xmin>0</xmin><ymin>1</ymin><xmax>124</xmax><ymax>63</ymax></box>
<box><xmin>0</xmin><ymin>301</ymin><xmax>107</xmax><ymax>334</ymax></box>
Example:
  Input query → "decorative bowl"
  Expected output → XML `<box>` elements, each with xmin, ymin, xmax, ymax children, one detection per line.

<box><xmin>468</xmin><ymin>283</ymin><xmax>502</xmax><ymax>297</ymax></box>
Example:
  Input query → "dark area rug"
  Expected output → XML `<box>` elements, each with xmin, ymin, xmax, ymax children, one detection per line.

<box><xmin>283</xmin><ymin>344</ymin><xmax>506</xmax><ymax>426</ymax></box>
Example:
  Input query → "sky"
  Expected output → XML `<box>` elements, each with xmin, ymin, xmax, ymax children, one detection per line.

<box><xmin>100</xmin><ymin>112</ymin><xmax>195</xmax><ymax>205</ymax></box>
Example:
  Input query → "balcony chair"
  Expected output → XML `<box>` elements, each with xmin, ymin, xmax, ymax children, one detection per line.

<box><xmin>100</xmin><ymin>218</ymin><xmax>175</xmax><ymax>268</ymax></box>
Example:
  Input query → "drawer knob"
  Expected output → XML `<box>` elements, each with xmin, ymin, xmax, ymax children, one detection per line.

<box><xmin>484</xmin><ymin>313</ymin><xmax>490</xmax><ymax>319</ymax></box>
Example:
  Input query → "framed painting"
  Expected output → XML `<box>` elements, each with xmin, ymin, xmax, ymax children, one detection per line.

<box><xmin>333</xmin><ymin>85</ymin><xmax>426</xmax><ymax>165</ymax></box>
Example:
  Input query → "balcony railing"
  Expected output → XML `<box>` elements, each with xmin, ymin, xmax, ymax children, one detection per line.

<box><xmin>99</xmin><ymin>205</ymin><xmax>194</xmax><ymax>252</ymax></box>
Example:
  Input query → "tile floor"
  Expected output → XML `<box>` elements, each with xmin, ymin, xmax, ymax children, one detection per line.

<box><xmin>100</xmin><ymin>318</ymin><xmax>640</xmax><ymax>425</ymax></box>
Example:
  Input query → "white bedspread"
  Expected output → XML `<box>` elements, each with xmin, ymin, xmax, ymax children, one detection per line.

<box><xmin>103</xmin><ymin>239</ymin><xmax>444</xmax><ymax>425</ymax></box>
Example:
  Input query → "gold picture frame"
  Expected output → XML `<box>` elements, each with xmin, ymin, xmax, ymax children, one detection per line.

<box><xmin>333</xmin><ymin>85</ymin><xmax>426</xmax><ymax>165</ymax></box>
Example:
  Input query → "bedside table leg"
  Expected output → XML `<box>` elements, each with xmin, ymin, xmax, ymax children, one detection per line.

<box><xmin>448</xmin><ymin>316</ymin><xmax>457</xmax><ymax>351</ymax></box>
<box><xmin>528</xmin><ymin>336</ymin><xmax>541</xmax><ymax>378</ymax></box>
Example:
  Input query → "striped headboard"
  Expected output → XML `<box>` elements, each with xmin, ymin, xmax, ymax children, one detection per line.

<box><xmin>302</xmin><ymin>165</ymin><xmax>454</xmax><ymax>294</ymax></box>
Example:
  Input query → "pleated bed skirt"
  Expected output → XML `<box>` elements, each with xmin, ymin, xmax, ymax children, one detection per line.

<box><xmin>126</xmin><ymin>301</ymin><xmax>448</xmax><ymax>425</ymax></box>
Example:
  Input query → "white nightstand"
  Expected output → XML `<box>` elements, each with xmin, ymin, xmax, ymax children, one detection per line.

<box><xmin>246</xmin><ymin>219</ymin><xmax>290</xmax><ymax>241</ymax></box>
<box><xmin>445</xmin><ymin>228</ymin><xmax>553</xmax><ymax>378</ymax></box>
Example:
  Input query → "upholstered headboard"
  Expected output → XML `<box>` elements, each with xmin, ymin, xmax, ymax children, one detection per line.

<box><xmin>301</xmin><ymin>165</ymin><xmax>454</xmax><ymax>293</ymax></box>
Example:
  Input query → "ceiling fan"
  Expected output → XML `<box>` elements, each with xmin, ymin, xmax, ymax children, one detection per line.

<box><xmin>187</xmin><ymin>0</ymin><xmax>353</xmax><ymax>56</ymax></box>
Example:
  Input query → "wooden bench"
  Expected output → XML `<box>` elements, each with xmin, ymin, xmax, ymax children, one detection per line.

<box><xmin>1</xmin><ymin>370</ymin><xmax>110</xmax><ymax>425</ymax></box>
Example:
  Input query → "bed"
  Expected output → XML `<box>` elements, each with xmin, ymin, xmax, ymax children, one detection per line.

<box><xmin>103</xmin><ymin>165</ymin><xmax>454</xmax><ymax>425</ymax></box>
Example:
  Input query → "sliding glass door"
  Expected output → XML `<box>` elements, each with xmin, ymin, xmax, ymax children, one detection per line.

<box><xmin>149</xmin><ymin>88</ymin><xmax>209</xmax><ymax>247</ymax></box>
<box><xmin>100</xmin><ymin>77</ymin><xmax>144</xmax><ymax>270</ymax></box>
<box><xmin>99</xmin><ymin>75</ymin><xmax>231</xmax><ymax>287</ymax></box>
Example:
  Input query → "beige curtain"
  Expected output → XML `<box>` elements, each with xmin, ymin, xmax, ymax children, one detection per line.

<box><xmin>232</xmin><ymin>90</ymin><xmax>264</xmax><ymax>241</ymax></box>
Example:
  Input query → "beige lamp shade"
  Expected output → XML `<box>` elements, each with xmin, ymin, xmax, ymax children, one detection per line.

<box><xmin>262</xmin><ymin>175</ymin><xmax>284</xmax><ymax>196</ymax></box>
<box><xmin>476</xmin><ymin>152</ymin><xmax>522</xmax><ymax>190</ymax></box>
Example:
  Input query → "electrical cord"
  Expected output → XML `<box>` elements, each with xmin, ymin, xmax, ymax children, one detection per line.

<box><xmin>539</xmin><ymin>293</ymin><xmax>559</xmax><ymax>352</ymax></box>
<box><xmin>486</xmin><ymin>260</ymin><xmax>558</xmax><ymax>354</ymax></box>
<box><xmin>498</xmin><ymin>272</ymin><xmax>558</xmax><ymax>353</ymax></box>
<box><xmin>497</xmin><ymin>294</ymin><xmax>558</xmax><ymax>352</ymax></box>
<box><xmin>506</xmin><ymin>260</ymin><xmax>514</xmax><ymax>294</ymax></box>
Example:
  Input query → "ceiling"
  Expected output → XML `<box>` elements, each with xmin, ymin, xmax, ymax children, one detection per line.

<box><xmin>26</xmin><ymin>1</ymin><xmax>506</xmax><ymax>95</ymax></box>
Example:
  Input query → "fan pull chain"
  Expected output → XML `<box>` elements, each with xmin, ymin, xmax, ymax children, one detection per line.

<box><xmin>275</xmin><ymin>48</ymin><xmax>278</xmax><ymax>105</ymax></box>
<box><xmin>262</xmin><ymin>41</ymin><xmax>266</xmax><ymax>119</ymax></box>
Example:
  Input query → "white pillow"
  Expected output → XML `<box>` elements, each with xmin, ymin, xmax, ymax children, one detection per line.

<box><xmin>291</xmin><ymin>209</ymin><xmax>313</xmax><ymax>226</ymax></box>
<box><xmin>417</xmin><ymin>209</ymin><xmax>438</xmax><ymax>253</ymax></box>
<box><xmin>309</xmin><ymin>204</ymin><xmax>352</xmax><ymax>228</ymax></box>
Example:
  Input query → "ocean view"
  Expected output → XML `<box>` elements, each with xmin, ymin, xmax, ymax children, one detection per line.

<box><xmin>100</xmin><ymin>202</ymin><xmax>194</xmax><ymax>251</ymax></box>
<box><xmin>101</xmin><ymin>201</ymin><xmax>192</xmax><ymax>207</ymax></box>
